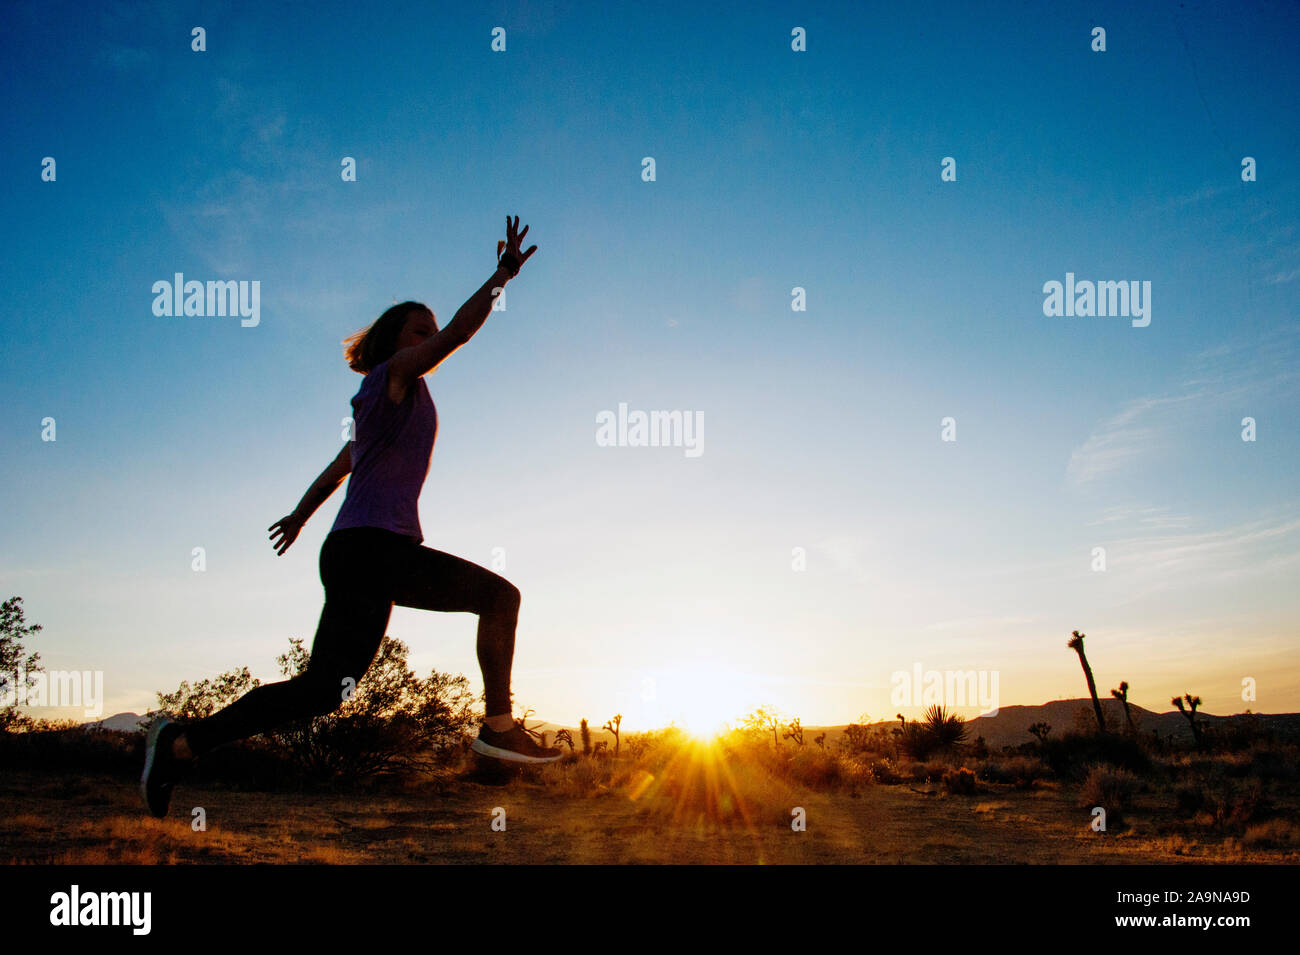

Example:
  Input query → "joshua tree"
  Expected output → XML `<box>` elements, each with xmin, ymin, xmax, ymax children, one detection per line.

<box><xmin>603</xmin><ymin>714</ymin><xmax>622</xmax><ymax>757</ymax></box>
<box><xmin>1111</xmin><ymin>681</ymin><xmax>1137</xmax><ymax>735</ymax></box>
<box><xmin>1067</xmin><ymin>630</ymin><xmax>1106</xmax><ymax>734</ymax></box>
<box><xmin>783</xmin><ymin>717</ymin><xmax>805</xmax><ymax>747</ymax></box>
<box><xmin>554</xmin><ymin>728</ymin><xmax>575</xmax><ymax>753</ymax></box>
<box><xmin>813</xmin><ymin>732</ymin><xmax>826</xmax><ymax>750</ymax></box>
<box><xmin>1028</xmin><ymin>721</ymin><xmax>1052</xmax><ymax>743</ymax></box>
<box><xmin>579</xmin><ymin>718</ymin><xmax>592</xmax><ymax>755</ymax></box>
<box><xmin>1172</xmin><ymin>693</ymin><xmax>1204</xmax><ymax>748</ymax></box>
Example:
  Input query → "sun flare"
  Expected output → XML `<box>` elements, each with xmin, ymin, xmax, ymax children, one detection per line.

<box><xmin>653</xmin><ymin>662</ymin><xmax>755</xmax><ymax>741</ymax></box>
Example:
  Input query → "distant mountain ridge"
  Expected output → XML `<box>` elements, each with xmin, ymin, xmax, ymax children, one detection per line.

<box><xmin>802</xmin><ymin>698</ymin><xmax>1298</xmax><ymax>751</ymax></box>
<box><xmin>84</xmin><ymin>700</ymin><xmax>1299</xmax><ymax>752</ymax></box>
<box><xmin>86</xmin><ymin>712</ymin><xmax>149</xmax><ymax>733</ymax></box>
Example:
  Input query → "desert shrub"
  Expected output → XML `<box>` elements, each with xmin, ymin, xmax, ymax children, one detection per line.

<box><xmin>557</xmin><ymin>752</ymin><xmax>615</xmax><ymax>795</ymax></box>
<box><xmin>620</xmin><ymin>726</ymin><xmax>689</xmax><ymax>767</ymax></box>
<box><xmin>979</xmin><ymin>755</ymin><xmax>1050</xmax><ymax>787</ymax></box>
<box><xmin>942</xmin><ymin>766</ymin><xmax>977</xmax><ymax>795</ymax></box>
<box><xmin>898</xmin><ymin>760</ymin><xmax>945</xmax><ymax>782</ymax></box>
<box><xmin>1078</xmin><ymin>765</ymin><xmax>1139</xmax><ymax>812</ymax></box>
<box><xmin>0</xmin><ymin>724</ymin><xmax>140</xmax><ymax>776</ymax></box>
<box><xmin>621</xmin><ymin>732</ymin><xmax>651</xmax><ymax>762</ymax></box>
<box><xmin>1203</xmin><ymin>777</ymin><xmax>1266</xmax><ymax>828</ymax></box>
<box><xmin>1173</xmin><ymin>783</ymin><xmax>1204</xmax><ymax>815</ymax></box>
<box><xmin>1204</xmin><ymin>712</ymin><xmax>1272</xmax><ymax>752</ymax></box>
<box><xmin>869</xmin><ymin>758</ymin><xmax>902</xmax><ymax>784</ymax></box>
<box><xmin>1041</xmin><ymin>731</ymin><xmax>1150</xmax><ymax>779</ymax></box>
<box><xmin>1243</xmin><ymin>818</ymin><xmax>1299</xmax><ymax>848</ymax></box>
<box><xmin>1246</xmin><ymin>743</ymin><xmax>1299</xmax><ymax>783</ymax></box>
<box><xmin>837</xmin><ymin>721</ymin><xmax>899</xmax><ymax>760</ymax></box>
<box><xmin>1170</xmin><ymin>761</ymin><xmax>1268</xmax><ymax>829</ymax></box>
<box><xmin>783</xmin><ymin>745</ymin><xmax>843</xmax><ymax>790</ymax></box>
<box><xmin>835</xmin><ymin>755</ymin><xmax>873</xmax><ymax>788</ymax></box>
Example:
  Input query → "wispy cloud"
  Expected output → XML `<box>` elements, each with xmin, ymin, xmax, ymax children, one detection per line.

<box><xmin>1066</xmin><ymin>393</ymin><xmax>1200</xmax><ymax>488</ymax></box>
<box><xmin>1085</xmin><ymin>504</ymin><xmax>1193</xmax><ymax>530</ymax></box>
<box><xmin>1106</xmin><ymin>513</ymin><xmax>1300</xmax><ymax>590</ymax></box>
<box><xmin>1069</xmin><ymin>327</ymin><xmax>1300</xmax><ymax>488</ymax></box>
<box><xmin>1146</xmin><ymin>182</ymin><xmax>1235</xmax><ymax>215</ymax></box>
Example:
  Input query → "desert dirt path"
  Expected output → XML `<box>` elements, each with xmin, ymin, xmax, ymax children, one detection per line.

<box><xmin>4</xmin><ymin>767</ymin><xmax>1274</xmax><ymax>864</ymax></box>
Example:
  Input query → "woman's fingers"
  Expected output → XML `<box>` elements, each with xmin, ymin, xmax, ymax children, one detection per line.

<box><xmin>503</xmin><ymin>215</ymin><xmax>535</xmax><ymax>264</ymax></box>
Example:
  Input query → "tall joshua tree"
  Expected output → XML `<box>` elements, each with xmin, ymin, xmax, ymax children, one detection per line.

<box><xmin>1111</xmin><ymin>681</ymin><xmax>1137</xmax><ymax>735</ymax></box>
<box><xmin>579</xmin><ymin>718</ymin><xmax>592</xmax><ymax>756</ymax></box>
<box><xmin>1172</xmin><ymin>693</ymin><xmax>1204</xmax><ymax>748</ymax></box>
<box><xmin>1067</xmin><ymin>630</ymin><xmax>1106</xmax><ymax>735</ymax></box>
<box><xmin>603</xmin><ymin>714</ymin><xmax>622</xmax><ymax>757</ymax></box>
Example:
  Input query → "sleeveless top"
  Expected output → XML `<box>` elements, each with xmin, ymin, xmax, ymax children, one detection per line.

<box><xmin>330</xmin><ymin>357</ymin><xmax>437</xmax><ymax>543</ymax></box>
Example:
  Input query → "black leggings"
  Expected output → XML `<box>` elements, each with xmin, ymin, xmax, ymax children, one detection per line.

<box><xmin>183</xmin><ymin>527</ymin><xmax>520</xmax><ymax>758</ymax></box>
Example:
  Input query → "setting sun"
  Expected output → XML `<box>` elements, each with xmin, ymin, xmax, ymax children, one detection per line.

<box><xmin>652</xmin><ymin>663</ymin><xmax>759</xmax><ymax>741</ymax></box>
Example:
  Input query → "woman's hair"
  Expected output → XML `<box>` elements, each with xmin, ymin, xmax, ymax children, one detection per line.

<box><xmin>342</xmin><ymin>301</ymin><xmax>434</xmax><ymax>374</ymax></box>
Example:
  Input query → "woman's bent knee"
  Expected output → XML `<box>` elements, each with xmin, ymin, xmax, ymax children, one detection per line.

<box><xmin>493</xmin><ymin>580</ymin><xmax>521</xmax><ymax>614</ymax></box>
<box><xmin>300</xmin><ymin>670</ymin><xmax>351</xmax><ymax>717</ymax></box>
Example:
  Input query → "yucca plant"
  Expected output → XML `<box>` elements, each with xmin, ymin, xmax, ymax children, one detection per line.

<box><xmin>922</xmin><ymin>704</ymin><xmax>969</xmax><ymax>749</ymax></box>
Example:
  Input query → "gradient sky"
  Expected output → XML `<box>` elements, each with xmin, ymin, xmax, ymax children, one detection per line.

<box><xmin>2</xmin><ymin>0</ymin><xmax>1298</xmax><ymax>733</ymax></box>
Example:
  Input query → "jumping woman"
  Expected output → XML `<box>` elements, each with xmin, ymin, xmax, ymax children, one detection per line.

<box><xmin>141</xmin><ymin>215</ymin><xmax>560</xmax><ymax>818</ymax></box>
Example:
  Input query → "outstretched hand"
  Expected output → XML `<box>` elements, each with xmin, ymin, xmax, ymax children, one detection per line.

<box><xmin>497</xmin><ymin>215</ymin><xmax>538</xmax><ymax>272</ymax></box>
<box><xmin>268</xmin><ymin>513</ymin><xmax>305</xmax><ymax>556</ymax></box>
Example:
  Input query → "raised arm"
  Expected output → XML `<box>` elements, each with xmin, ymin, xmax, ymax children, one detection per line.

<box><xmin>268</xmin><ymin>441</ymin><xmax>352</xmax><ymax>555</ymax></box>
<box><xmin>388</xmin><ymin>215</ymin><xmax>537</xmax><ymax>392</ymax></box>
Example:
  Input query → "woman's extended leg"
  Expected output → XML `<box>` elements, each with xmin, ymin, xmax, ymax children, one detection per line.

<box><xmin>388</xmin><ymin>545</ymin><xmax>521</xmax><ymax>728</ymax></box>
<box><xmin>180</xmin><ymin>594</ymin><xmax>392</xmax><ymax>758</ymax></box>
<box><xmin>180</xmin><ymin>529</ymin><xmax>398</xmax><ymax>759</ymax></box>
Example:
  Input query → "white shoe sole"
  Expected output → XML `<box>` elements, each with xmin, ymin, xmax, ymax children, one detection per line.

<box><xmin>471</xmin><ymin>737</ymin><xmax>563</xmax><ymax>764</ymax></box>
<box><xmin>140</xmin><ymin>717</ymin><xmax>173</xmax><ymax>811</ymax></box>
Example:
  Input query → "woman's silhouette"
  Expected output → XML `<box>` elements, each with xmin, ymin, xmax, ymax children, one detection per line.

<box><xmin>142</xmin><ymin>215</ymin><xmax>557</xmax><ymax>818</ymax></box>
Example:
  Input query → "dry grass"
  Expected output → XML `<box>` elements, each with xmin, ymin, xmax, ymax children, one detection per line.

<box><xmin>3</xmin><ymin>732</ymin><xmax>1298</xmax><ymax>864</ymax></box>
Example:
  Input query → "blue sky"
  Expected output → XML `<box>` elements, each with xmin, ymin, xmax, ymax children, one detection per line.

<box><xmin>2</xmin><ymin>0</ymin><xmax>1298</xmax><ymax>732</ymax></box>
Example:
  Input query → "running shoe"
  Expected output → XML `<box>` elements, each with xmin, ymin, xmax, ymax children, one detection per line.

<box><xmin>140</xmin><ymin>716</ymin><xmax>186</xmax><ymax>817</ymax></box>
<box><xmin>471</xmin><ymin>721</ymin><xmax>564</xmax><ymax>764</ymax></box>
